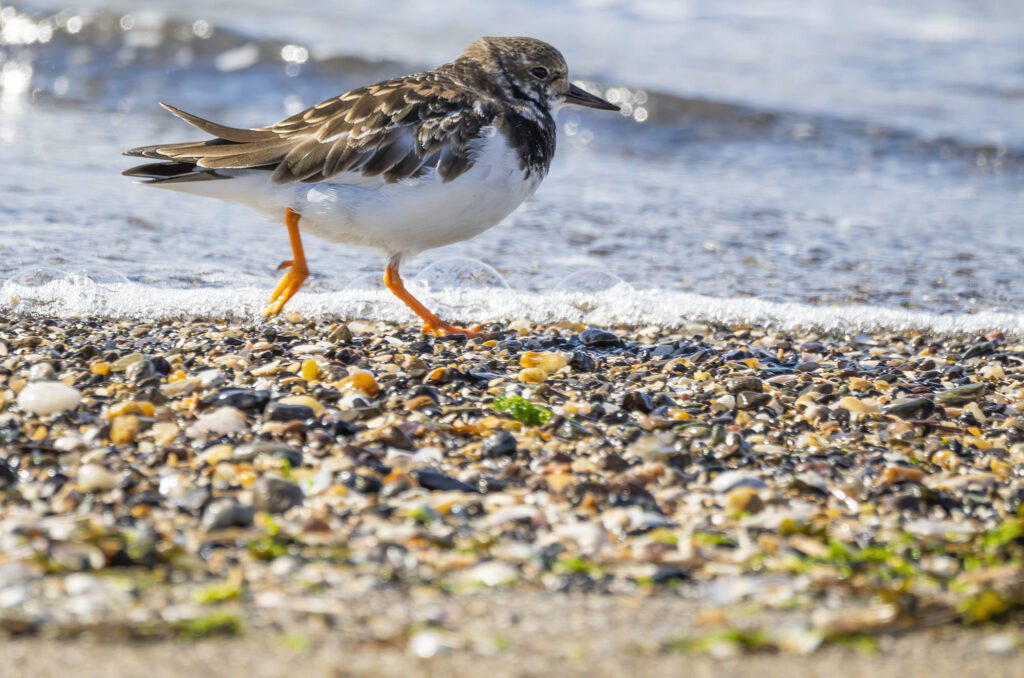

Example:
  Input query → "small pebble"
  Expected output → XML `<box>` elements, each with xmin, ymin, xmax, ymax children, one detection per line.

<box><xmin>837</xmin><ymin>395</ymin><xmax>879</xmax><ymax>414</ymax></box>
<box><xmin>483</xmin><ymin>431</ymin><xmax>517</xmax><ymax>457</ymax></box>
<box><xmin>78</xmin><ymin>463</ymin><xmax>117</xmax><ymax>492</ymax></box>
<box><xmin>725</xmin><ymin>486</ymin><xmax>764</xmax><ymax>514</ymax></box>
<box><xmin>186</xmin><ymin>407</ymin><xmax>248</xmax><ymax>437</ymax></box>
<box><xmin>109</xmin><ymin>414</ymin><xmax>140</xmax><ymax>444</ymax></box>
<box><xmin>578</xmin><ymin>328</ymin><xmax>620</xmax><ymax>347</ymax></box>
<box><xmin>251</xmin><ymin>476</ymin><xmax>304</xmax><ymax>513</ymax></box>
<box><xmin>17</xmin><ymin>381</ymin><xmax>81</xmax><ymax>416</ymax></box>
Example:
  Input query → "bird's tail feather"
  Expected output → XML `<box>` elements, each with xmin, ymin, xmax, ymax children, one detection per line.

<box><xmin>122</xmin><ymin>103</ymin><xmax>286</xmax><ymax>181</ymax></box>
<box><xmin>121</xmin><ymin>160</ymin><xmax>229</xmax><ymax>184</ymax></box>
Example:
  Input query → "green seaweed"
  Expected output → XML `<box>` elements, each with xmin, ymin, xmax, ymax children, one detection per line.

<box><xmin>693</xmin><ymin>531</ymin><xmax>738</xmax><ymax>548</ymax></box>
<box><xmin>824</xmin><ymin>631</ymin><xmax>879</xmax><ymax>655</ymax></box>
<box><xmin>174</xmin><ymin>611</ymin><xmax>244</xmax><ymax>638</ymax></box>
<box><xmin>492</xmin><ymin>394</ymin><xmax>553</xmax><ymax>426</ymax></box>
<box><xmin>192</xmin><ymin>580</ymin><xmax>242</xmax><ymax>604</ymax></box>
<box><xmin>554</xmin><ymin>555</ymin><xmax>606</xmax><ymax>576</ymax></box>
<box><xmin>279</xmin><ymin>632</ymin><xmax>313</xmax><ymax>653</ymax></box>
<box><xmin>247</xmin><ymin>534</ymin><xmax>289</xmax><ymax>561</ymax></box>
<box><xmin>663</xmin><ymin>627</ymin><xmax>772</xmax><ymax>654</ymax></box>
<box><xmin>959</xmin><ymin>590</ymin><xmax>1011</xmax><ymax>624</ymax></box>
<box><xmin>981</xmin><ymin>518</ymin><xmax>1023</xmax><ymax>551</ymax></box>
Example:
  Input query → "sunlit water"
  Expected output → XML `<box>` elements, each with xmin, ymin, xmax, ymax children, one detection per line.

<box><xmin>1</xmin><ymin>1</ymin><xmax>1022</xmax><ymax>333</ymax></box>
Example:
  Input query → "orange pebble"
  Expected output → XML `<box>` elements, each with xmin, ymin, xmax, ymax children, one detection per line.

<box><xmin>337</xmin><ymin>372</ymin><xmax>379</xmax><ymax>398</ymax></box>
<box><xmin>518</xmin><ymin>367</ymin><xmax>547</xmax><ymax>384</ymax></box>
<box><xmin>301</xmin><ymin>359</ymin><xmax>319</xmax><ymax>381</ymax></box>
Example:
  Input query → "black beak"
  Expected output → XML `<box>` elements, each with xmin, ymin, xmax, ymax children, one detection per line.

<box><xmin>563</xmin><ymin>83</ymin><xmax>619</xmax><ymax>111</ymax></box>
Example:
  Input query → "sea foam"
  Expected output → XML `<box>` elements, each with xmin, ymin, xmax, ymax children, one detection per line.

<box><xmin>2</xmin><ymin>269</ymin><xmax>1021</xmax><ymax>339</ymax></box>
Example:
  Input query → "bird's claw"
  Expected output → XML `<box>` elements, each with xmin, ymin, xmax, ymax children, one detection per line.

<box><xmin>420</xmin><ymin>321</ymin><xmax>483</xmax><ymax>338</ymax></box>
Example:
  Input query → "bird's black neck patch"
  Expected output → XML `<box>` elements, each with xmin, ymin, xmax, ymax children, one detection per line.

<box><xmin>503</xmin><ymin>108</ymin><xmax>556</xmax><ymax>178</ymax></box>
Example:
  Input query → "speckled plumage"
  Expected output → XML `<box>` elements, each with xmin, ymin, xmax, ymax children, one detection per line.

<box><xmin>123</xmin><ymin>37</ymin><xmax>618</xmax><ymax>333</ymax></box>
<box><xmin>124</xmin><ymin>37</ymin><xmax>584</xmax><ymax>187</ymax></box>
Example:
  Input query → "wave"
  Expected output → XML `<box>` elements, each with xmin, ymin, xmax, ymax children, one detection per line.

<box><xmin>2</xmin><ymin>2</ymin><xmax>1021</xmax><ymax>171</ymax></box>
<box><xmin>2</xmin><ymin>274</ymin><xmax>1021</xmax><ymax>339</ymax></box>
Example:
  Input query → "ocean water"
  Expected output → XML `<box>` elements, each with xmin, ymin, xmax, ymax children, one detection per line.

<box><xmin>1</xmin><ymin>0</ymin><xmax>1022</xmax><ymax>334</ymax></box>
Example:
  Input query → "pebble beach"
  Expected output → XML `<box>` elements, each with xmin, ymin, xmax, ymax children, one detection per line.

<box><xmin>0</xmin><ymin>316</ymin><xmax>1022</xmax><ymax>668</ymax></box>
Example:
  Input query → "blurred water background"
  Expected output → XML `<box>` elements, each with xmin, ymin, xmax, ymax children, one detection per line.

<box><xmin>0</xmin><ymin>0</ymin><xmax>1022</xmax><ymax>331</ymax></box>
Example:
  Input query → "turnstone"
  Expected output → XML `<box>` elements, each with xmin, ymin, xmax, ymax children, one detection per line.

<box><xmin>123</xmin><ymin>36</ymin><xmax>618</xmax><ymax>336</ymax></box>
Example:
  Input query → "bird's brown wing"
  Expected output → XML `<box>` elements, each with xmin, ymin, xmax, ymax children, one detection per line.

<box><xmin>123</xmin><ymin>72</ymin><xmax>500</xmax><ymax>185</ymax></box>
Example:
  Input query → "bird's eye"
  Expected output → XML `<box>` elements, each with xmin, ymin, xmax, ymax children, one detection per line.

<box><xmin>530</xmin><ymin>66</ymin><xmax>549</xmax><ymax>80</ymax></box>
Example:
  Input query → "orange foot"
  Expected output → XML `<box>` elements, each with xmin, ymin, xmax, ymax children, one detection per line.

<box><xmin>421</xmin><ymin>320</ymin><xmax>483</xmax><ymax>338</ymax></box>
<box><xmin>383</xmin><ymin>260</ymin><xmax>483</xmax><ymax>338</ymax></box>
<box><xmin>263</xmin><ymin>262</ymin><xmax>309</xmax><ymax>317</ymax></box>
<box><xmin>263</xmin><ymin>208</ymin><xmax>309</xmax><ymax>317</ymax></box>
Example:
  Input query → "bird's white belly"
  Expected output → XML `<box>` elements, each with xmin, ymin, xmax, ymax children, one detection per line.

<box><xmin>190</xmin><ymin>130</ymin><xmax>541</xmax><ymax>258</ymax></box>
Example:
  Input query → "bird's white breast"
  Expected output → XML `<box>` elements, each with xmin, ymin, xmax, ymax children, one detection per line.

<box><xmin>171</xmin><ymin>127</ymin><xmax>543</xmax><ymax>259</ymax></box>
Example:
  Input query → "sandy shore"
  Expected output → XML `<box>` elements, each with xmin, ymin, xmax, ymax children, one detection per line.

<box><xmin>2</xmin><ymin>593</ymin><xmax>1020</xmax><ymax>678</ymax></box>
<box><xmin>0</xmin><ymin>316</ymin><xmax>1021</xmax><ymax>671</ymax></box>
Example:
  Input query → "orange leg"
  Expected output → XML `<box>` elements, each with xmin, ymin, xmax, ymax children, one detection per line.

<box><xmin>263</xmin><ymin>208</ymin><xmax>309</xmax><ymax>316</ymax></box>
<box><xmin>383</xmin><ymin>261</ymin><xmax>481</xmax><ymax>337</ymax></box>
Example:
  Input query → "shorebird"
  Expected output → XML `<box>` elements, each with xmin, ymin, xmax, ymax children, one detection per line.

<box><xmin>124</xmin><ymin>36</ymin><xmax>618</xmax><ymax>336</ymax></box>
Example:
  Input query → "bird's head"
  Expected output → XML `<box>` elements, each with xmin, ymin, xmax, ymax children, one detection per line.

<box><xmin>459</xmin><ymin>37</ymin><xmax>619</xmax><ymax>115</ymax></box>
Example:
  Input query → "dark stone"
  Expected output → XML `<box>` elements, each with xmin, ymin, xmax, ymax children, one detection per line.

<box><xmin>200</xmin><ymin>388</ymin><xmax>270</xmax><ymax>411</ymax></box>
<box><xmin>40</xmin><ymin>472</ymin><xmax>67</xmax><ymax>498</ymax></box>
<box><xmin>329</xmin><ymin>324</ymin><xmax>353</xmax><ymax>343</ymax></box>
<box><xmin>251</xmin><ymin>476</ymin><xmax>304</xmax><ymax>513</ymax></box>
<box><xmin>127</xmin><ymin>490</ymin><xmax>164</xmax><ymax>507</ymax></box>
<box><xmin>436</xmin><ymin>333</ymin><xmax>467</xmax><ymax>343</ymax></box>
<box><xmin>150</xmin><ymin>356</ymin><xmax>171</xmax><ymax>376</ymax></box>
<box><xmin>620</xmin><ymin>391</ymin><xmax>654</xmax><ymax>413</ymax></box>
<box><xmin>265</xmin><ymin>402</ymin><xmax>316</xmax><ymax>422</ymax></box>
<box><xmin>556</xmin><ymin>418</ymin><xmax>591</xmax><ymax>440</ymax></box>
<box><xmin>654</xmin><ymin>393</ymin><xmax>677</xmax><ymax>408</ymax></box>
<box><xmin>126</xmin><ymin>359</ymin><xmax>154</xmax><ymax>383</ymax></box>
<box><xmin>477</xmin><ymin>475</ymin><xmax>508</xmax><ymax>493</ymax></box>
<box><xmin>0</xmin><ymin>458</ymin><xmax>17</xmax><ymax>489</ymax></box>
<box><xmin>338</xmin><ymin>470</ymin><xmax>382</xmax><ymax>494</ymax></box>
<box><xmin>233</xmin><ymin>442</ymin><xmax>302</xmax><ymax>467</ymax></box>
<box><xmin>380</xmin><ymin>425</ymin><xmax>415</xmax><ymax>450</ymax></box>
<box><xmin>133</xmin><ymin>386</ymin><xmax>167</xmax><ymax>405</ymax></box>
<box><xmin>569</xmin><ymin>350</ymin><xmax>596</xmax><ymax>371</ymax></box>
<box><xmin>269</xmin><ymin>446</ymin><xmax>303</xmax><ymax>468</ymax></box>
<box><xmin>962</xmin><ymin>341</ymin><xmax>995</xmax><ymax>360</ymax></box>
<box><xmin>578</xmin><ymin>328</ymin><xmax>621</xmax><ymax>347</ymax></box>
<box><xmin>448</xmin><ymin>498</ymin><xmax>484</xmax><ymax>519</ymax></box>
<box><xmin>409</xmin><ymin>385</ymin><xmax>441</xmax><ymax>403</ymax></box>
<box><xmin>330</xmin><ymin>420</ymin><xmax>359</xmax><ymax>437</ymax></box>
<box><xmin>173</xmin><ymin>486</ymin><xmax>212</xmax><ymax>514</ymax></box>
<box><xmin>602</xmin><ymin>409</ymin><xmax>630</xmax><ymax>424</ymax></box>
<box><xmin>483</xmin><ymin>431</ymin><xmax>517</xmax><ymax>457</ymax></box>
<box><xmin>737</xmin><ymin>391</ymin><xmax>771</xmax><ymax>410</ymax></box>
<box><xmin>727</xmin><ymin>376</ymin><xmax>763</xmax><ymax>394</ymax></box>
<box><xmin>598</xmin><ymin>453</ymin><xmax>630</xmax><ymax>472</ymax></box>
<box><xmin>568</xmin><ymin>481</ymin><xmax>609</xmax><ymax>507</ymax></box>
<box><xmin>650</xmin><ymin>565</ymin><xmax>689</xmax><ymax>584</ymax></box>
<box><xmin>407</xmin><ymin>340</ymin><xmax>432</xmax><ymax>353</ymax></box>
<box><xmin>884</xmin><ymin>493</ymin><xmax>924</xmax><ymax>513</ymax></box>
<box><xmin>608</xmin><ymin>482</ymin><xmax>661</xmax><ymax>513</ymax></box>
<box><xmin>413</xmin><ymin>469</ymin><xmax>476</xmax><ymax>493</ymax></box>
<box><xmin>651</xmin><ymin>343</ymin><xmax>677</xmax><ymax>358</ymax></box>
<box><xmin>936</xmin><ymin>384</ymin><xmax>985</xmax><ymax>406</ymax></box>
<box><xmin>884</xmin><ymin>397</ymin><xmax>935</xmax><ymax>420</ymax></box>
<box><xmin>201</xmin><ymin>498</ymin><xmax>254</xmax><ymax>529</ymax></box>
